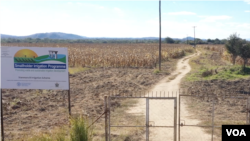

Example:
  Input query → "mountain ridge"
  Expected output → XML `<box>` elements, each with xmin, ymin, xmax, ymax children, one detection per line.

<box><xmin>1</xmin><ymin>32</ymin><xmax>249</xmax><ymax>41</ymax></box>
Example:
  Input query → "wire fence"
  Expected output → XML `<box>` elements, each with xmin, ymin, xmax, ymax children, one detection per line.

<box><xmin>1</xmin><ymin>89</ymin><xmax>250</xmax><ymax>141</ymax></box>
<box><xmin>180</xmin><ymin>88</ymin><xmax>250</xmax><ymax>141</ymax></box>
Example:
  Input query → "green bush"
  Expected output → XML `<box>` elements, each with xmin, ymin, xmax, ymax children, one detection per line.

<box><xmin>70</xmin><ymin>116</ymin><xmax>92</xmax><ymax>141</ymax></box>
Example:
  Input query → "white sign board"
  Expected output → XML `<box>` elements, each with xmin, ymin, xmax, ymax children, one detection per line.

<box><xmin>1</xmin><ymin>47</ymin><xmax>69</xmax><ymax>90</ymax></box>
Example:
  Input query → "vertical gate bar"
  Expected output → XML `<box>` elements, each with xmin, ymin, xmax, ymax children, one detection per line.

<box><xmin>1</xmin><ymin>89</ymin><xmax>4</xmax><ymax>141</ymax></box>
<box><xmin>174</xmin><ymin>98</ymin><xmax>177</xmax><ymax>141</ymax></box>
<box><xmin>105</xmin><ymin>96</ymin><xmax>108</xmax><ymax>141</ymax></box>
<box><xmin>146</xmin><ymin>98</ymin><xmax>149</xmax><ymax>141</ymax></box>
<box><xmin>179</xmin><ymin>96</ymin><xmax>181</xmax><ymax>141</ymax></box>
<box><xmin>211</xmin><ymin>97</ymin><xmax>214</xmax><ymax>141</ymax></box>
<box><xmin>108</xmin><ymin>96</ymin><xmax>111</xmax><ymax>141</ymax></box>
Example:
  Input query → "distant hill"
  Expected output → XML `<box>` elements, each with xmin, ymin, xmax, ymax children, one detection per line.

<box><xmin>1</xmin><ymin>32</ymin><xmax>230</xmax><ymax>41</ymax></box>
<box><xmin>1</xmin><ymin>34</ymin><xmax>21</xmax><ymax>39</ymax></box>
<box><xmin>1</xmin><ymin>32</ymin><xmax>87</xmax><ymax>39</ymax></box>
<box><xmin>30</xmin><ymin>32</ymin><xmax>87</xmax><ymax>39</ymax></box>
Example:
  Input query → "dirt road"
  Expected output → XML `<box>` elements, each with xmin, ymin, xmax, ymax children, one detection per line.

<box><xmin>128</xmin><ymin>50</ymin><xmax>211</xmax><ymax>141</ymax></box>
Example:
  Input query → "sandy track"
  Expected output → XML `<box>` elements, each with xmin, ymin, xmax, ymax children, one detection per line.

<box><xmin>128</xmin><ymin>50</ymin><xmax>211</xmax><ymax>141</ymax></box>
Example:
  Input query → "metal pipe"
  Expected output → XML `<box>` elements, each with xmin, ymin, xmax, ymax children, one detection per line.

<box><xmin>108</xmin><ymin>96</ymin><xmax>111</xmax><ymax>141</ymax></box>
<box><xmin>105</xmin><ymin>96</ymin><xmax>108</xmax><ymax>141</ymax></box>
<box><xmin>174</xmin><ymin>98</ymin><xmax>177</xmax><ymax>141</ymax></box>
<box><xmin>179</xmin><ymin>95</ymin><xmax>181</xmax><ymax>141</ymax></box>
<box><xmin>146</xmin><ymin>98</ymin><xmax>149</xmax><ymax>141</ymax></box>
<box><xmin>110</xmin><ymin>126</ymin><xmax>175</xmax><ymax>128</ymax></box>
<box><xmin>1</xmin><ymin>89</ymin><xmax>4</xmax><ymax>141</ymax></box>
<box><xmin>212</xmin><ymin>98</ymin><xmax>214</xmax><ymax>141</ymax></box>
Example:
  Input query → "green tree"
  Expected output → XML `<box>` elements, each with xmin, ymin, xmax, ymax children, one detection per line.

<box><xmin>225</xmin><ymin>33</ymin><xmax>242</xmax><ymax>65</ymax></box>
<box><xmin>165</xmin><ymin>37</ymin><xmax>174</xmax><ymax>43</ymax></box>
<box><xmin>214</xmin><ymin>38</ymin><xmax>221</xmax><ymax>44</ymax></box>
<box><xmin>237</xmin><ymin>40</ymin><xmax>250</xmax><ymax>72</ymax></box>
<box><xmin>174</xmin><ymin>40</ymin><xmax>181</xmax><ymax>44</ymax></box>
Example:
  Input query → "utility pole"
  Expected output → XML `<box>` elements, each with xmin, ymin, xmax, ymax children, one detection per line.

<box><xmin>159</xmin><ymin>0</ymin><xmax>161</xmax><ymax>71</ymax></box>
<box><xmin>193</xmin><ymin>26</ymin><xmax>196</xmax><ymax>47</ymax></box>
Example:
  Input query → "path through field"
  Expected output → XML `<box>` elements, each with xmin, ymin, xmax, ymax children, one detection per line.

<box><xmin>128</xmin><ymin>50</ymin><xmax>211</xmax><ymax>141</ymax></box>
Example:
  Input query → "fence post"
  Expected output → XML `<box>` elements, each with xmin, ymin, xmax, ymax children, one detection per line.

<box><xmin>146</xmin><ymin>98</ymin><xmax>149</xmax><ymax>141</ymax></box>
<box><xmin>211</xmin><ymin>97</ymin><xmax>214</xmax><ymax>141</ymax></box>
<box><xmin>174</xmin><ymin>97</ymin><xmax>177</xmax><ymax>141</ymax></box>
<box><xmin>68</xmin><ymin>72</ymin><xmax>71</xmax><ymax>116</ymax></box>
<box><xmin>1</xmin><ymin>89</ymin><xmax>4</xmax><ymax>141</ymax></box>
<box><xmin>248</xmin><ymin>97</ymin><xmax>250</xmax><ymax>124</ymax></box>
<box><xmin>178</xmin><ymin>96</ymin><xmax>181</xmax><ymax>141</ymax></box>
<box><xmin>105</xmin><ymin>96</ymin><xmax>108</xmax><ymax>141</ymax></box>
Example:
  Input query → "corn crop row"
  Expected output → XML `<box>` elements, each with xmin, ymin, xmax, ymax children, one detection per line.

<box><xmin>2</xmin><ymin>43</ymin><xmax>194</xmax><ymax>68</ymax></box>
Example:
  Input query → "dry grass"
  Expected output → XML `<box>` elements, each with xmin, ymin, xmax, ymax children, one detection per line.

<box><xmin>201</xmin><ymin>44</ymin><xmax>250</xmax><ymax>66</ymax></box>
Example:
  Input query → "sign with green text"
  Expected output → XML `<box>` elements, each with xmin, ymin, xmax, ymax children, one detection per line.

<box><xmin>1</xmin><ymin>47</ymin><xmax>69</xmax><ymax>90</ymax></box>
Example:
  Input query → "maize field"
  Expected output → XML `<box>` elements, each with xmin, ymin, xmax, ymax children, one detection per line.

<box><xmin>2</xmin><ymin>43</ymin><xmax>194</xmax><ymax>68</ymax></box>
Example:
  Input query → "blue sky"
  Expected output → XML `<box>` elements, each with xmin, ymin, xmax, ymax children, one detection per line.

<box><xmin>1</xmin><ymin>0</ymin><xmax>250</xmax><ymax>39</ymax></box>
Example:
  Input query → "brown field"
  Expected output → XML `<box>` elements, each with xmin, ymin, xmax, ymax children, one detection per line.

<box><xmin>1</xmin><ymin>43</ymin><xmax>194</xmax><ymax>140</ymax></box>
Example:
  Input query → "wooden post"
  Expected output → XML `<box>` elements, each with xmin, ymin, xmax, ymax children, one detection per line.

<box><xmin>158</xmin><ymin>0</ymin><xmax>162</xmax><ymax>71</ymax></box>
<box><xmin>1</xmin><ymin>89</ymin><xmax>4</xmax><ymax>141</ymax></box>
<box><xmin>68</xmin><ymin>72</ymin><xmax>71</xmax><ymax>116</ymax></box>
<box><xmin>104</xmin><ymin>96</ymin><xmax>108</xmax><ymax>141</ymax></box>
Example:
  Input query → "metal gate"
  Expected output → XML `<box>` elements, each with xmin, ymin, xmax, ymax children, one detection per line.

<box><xmin>107</xmin><ymin>96</ymin><xmax>177</xmax><ymax>141</ymax></box>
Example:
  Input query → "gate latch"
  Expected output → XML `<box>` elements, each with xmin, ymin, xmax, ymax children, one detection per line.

<box><xmin>180</xmin><ymin>120</ymin><xmax>185</xmax><ymax>127</ymax></box>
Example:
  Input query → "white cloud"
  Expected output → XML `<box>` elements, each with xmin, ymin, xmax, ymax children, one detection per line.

<box><xmin>244</xmin><ymin>0</ymin><xmax>250</xmax><ymax>4</ymax></box>
<box><xmin>76</xmin><ymin>2</ymin><xmax>82</xmax><ymax>5</ymax></box>
<box><xmin>113</xmin><ymin>7</ymin><xmax>125</xmax><ymax>16</ymax></box>
<box><xmin>199</xmin><ymin>15</ymin><xmax>232</xmax><ymax>22</ymax></box>
<box><xmin>245</xmin><ymin>10</ymin><xmax>250</xmax><ymax>12</ymax></box>
<box><xmin>67</xmin><ymin>2</ymin><xmax>105</xmax><ymax>10</ymax></box>
<box><xmin>166</xmin><ymin>11</ymin><xmax>196</xmax><ymax>15</ymax></box>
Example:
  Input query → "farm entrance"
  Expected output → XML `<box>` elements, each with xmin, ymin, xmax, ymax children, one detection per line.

<box><xmin>107</xmin><ymin>96</ymin><xmax>177</xmax><ymax>141</ymax></box>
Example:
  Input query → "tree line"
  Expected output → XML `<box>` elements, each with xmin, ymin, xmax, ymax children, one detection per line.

<box><xmin>165</xmin><ymin>37</ymin><xmax>227</xmax><ymax>44</ymax></box>
<box><xmin>2</xmin><ymin>37</ymin><xmax>230</xmax><ymax>44</ymax></box>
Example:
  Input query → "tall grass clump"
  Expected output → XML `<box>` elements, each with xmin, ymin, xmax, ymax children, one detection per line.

<box><xmin>70</xmin><ymin>116</ymin><xmax>93</xmax><ymax>141</ymax></box>
<box><xmin>21</xmin><ymin>115</ymin><xmax>93</xmax><ymax>141</ymax></box>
